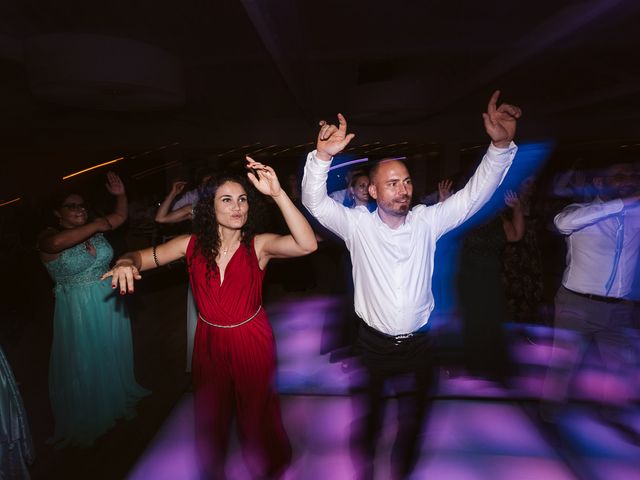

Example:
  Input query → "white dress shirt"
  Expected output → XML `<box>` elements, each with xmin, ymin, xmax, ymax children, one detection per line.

<box><xmin>555</xmin><ymin>198</ymin><xmax>640</xmax><ymax>298</ymax></box>
<box><xmin>302</xmin><ymin>144</ymin><xmax>517</xmax><ymax>335</ymax></box>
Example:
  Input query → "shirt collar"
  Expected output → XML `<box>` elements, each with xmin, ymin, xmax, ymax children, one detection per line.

<box><xmin>373</xmin><ymin>207</ymin><xmax>414</xmax><ymax>231</ymax></box>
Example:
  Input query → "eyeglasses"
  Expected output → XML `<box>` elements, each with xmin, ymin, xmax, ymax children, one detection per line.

<box><xmin>61</xmin><ymin>203</ymin><xmax>87</xmax><ymax>211</ymax></box>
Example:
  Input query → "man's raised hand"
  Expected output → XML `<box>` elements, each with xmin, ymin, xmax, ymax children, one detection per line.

<box><xmin>482</xmin><ymin>90</ymin><xmax>522</xmax><ymax>148</ymax></box>
<box><xmin>316</xmin><ymin>113</ymin><xmax>355</xmax><ymax>161</ymax></box>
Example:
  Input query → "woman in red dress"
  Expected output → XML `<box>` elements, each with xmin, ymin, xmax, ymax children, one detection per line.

<box><xmin>103</xmin><ymin>158</ymin><xmax>317</xmax><ymax>479</ymax></box>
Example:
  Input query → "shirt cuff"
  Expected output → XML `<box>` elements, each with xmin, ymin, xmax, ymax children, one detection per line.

<box><xmin>306</xmin><ymin>150</ymin><xmax>333</xmax><ymax>174</ymax></box>
<box><xmin>485</xmin><ymin>141</ymin><xmax>518</xmax><ymax>167</ymax></box>
<box><xmin>605</xmin><ymin>198</ymin><xmax>625</xmax><ymax>214</ymax></box>
<box><xmin>488</xmin><ymin>141</ymin><xmax>517</xmax><ymax>155</ymax></box>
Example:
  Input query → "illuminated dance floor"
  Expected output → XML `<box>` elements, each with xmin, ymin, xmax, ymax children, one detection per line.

<box><xmin>128</xmin><ymin>296</ymin><xmax>640</xmax><ymax>480</ymax></box>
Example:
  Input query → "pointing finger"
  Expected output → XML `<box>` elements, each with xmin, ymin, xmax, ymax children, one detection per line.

<box><xmin>487</xmin><ymin>90</ymin><xmax>500</xmax><ymax>116</ymax></box>
<box><xmin>482</xmin><ymin>112</ymin><xmax>495</xmax><ymax>130</ymax></box>
<box><xmin>337</xmin><ymin>113</ymin><xmax>348</xmax><ymax>134</ymax></box>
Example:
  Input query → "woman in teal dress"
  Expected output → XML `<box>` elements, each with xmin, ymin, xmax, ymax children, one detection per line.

<box><xmin>38</xmin><ymin>172</ymin><xmax>149</xmax><ymax>448</ymax></box>
<box><xmin>0</xmin><ymin>346</ymin><xmax>34</xmax><ymax>479</ymax></box>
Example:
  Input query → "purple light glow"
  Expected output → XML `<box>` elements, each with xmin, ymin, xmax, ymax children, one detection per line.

<box><xmin>127</xmin><ymin>295</ymin><xmax>640</xmax><ymax>479</ymax></box>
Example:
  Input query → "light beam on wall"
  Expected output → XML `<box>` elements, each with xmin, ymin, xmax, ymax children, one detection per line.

<box><xmin>62</xmin><ymin>157</ymin><xmax>124</xmax><ymax>180</ymax></box>
<box><xmin>0</xmin><ymin>197</ymin><xmax>21</xmax><ymax>208</ymax></box>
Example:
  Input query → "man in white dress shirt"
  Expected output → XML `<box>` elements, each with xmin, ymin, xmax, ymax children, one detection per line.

<box><xmin>302</xmin><ymin>91</ymin><xmax>521</xmax><ymax>479</ymax></box>
<box><xmin>544</xmin><ymin>162</ymin><xmax>640</xmax><ymax>429</ymax></box>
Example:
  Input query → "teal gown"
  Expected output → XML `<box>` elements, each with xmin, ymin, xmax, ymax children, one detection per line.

<box><xmin>0</xmin><ymin>346</ymin><xmax>34</xmax><ymax>479</ymax></box>
<box><xmin>44</xmin><ymin>233</ymin><xmax>149</xmax><ymax>447</ymax></box>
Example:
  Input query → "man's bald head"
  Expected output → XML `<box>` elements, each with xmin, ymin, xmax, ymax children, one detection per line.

<box><xmin>368</xmin><ymin>159</ymin><xmax>413</xmax><ymax>224</ymax></box>
<box><xmin>369</xmin><ymin>158</ymin><xmax>409</xmax><ymax>184</ymax></box>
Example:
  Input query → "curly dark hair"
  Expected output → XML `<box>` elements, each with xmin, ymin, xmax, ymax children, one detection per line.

<box><xmin>191</xmin><ymin>173</ymin><xmax>264</xmax><ymax>276</ymax></box>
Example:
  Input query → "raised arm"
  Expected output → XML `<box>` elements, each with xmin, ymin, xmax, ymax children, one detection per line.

<box><xmin>482</xmin><ymin>90</ymin><xmax>521</xmax><ymax>149</ymax></box>
<box><xmin>38</xmin><ymin>219</ymin><xmax>110</xmax><ymax>256</ymax></box>
<box><xmin>552</xmin><ymin>169</ymin><xmax>578</xmax><ymax>198</ymax></box>
<box><xmin>554</xmin><ymin>199</ymin><xmax>628</xmax><ymax>234</ymax></box>
<box><xmin>502</xmin><ymin>190</ymin><xmax>525</xmax><ymax>242</ymax></box>
<box><xmin>103</xmin><ymin>171</ymin><xmax>128</xmax><ymax>230</ymax></box>
<box><xmin>38</xmin><ymin>172</ymin><xmax>126</xmax><ymax>256</ymax></box>
<box><xmin>156</xmin><ymin>205</ymin><xmax>192</xmax><ymax>224</ymax></box>
<box><xmin>155</xmin><ymin>181</ymin><xmax>192</xmax><ymax>223</ymax></box>
<box><xmin>245</xmin><ymin>157</ymin><xmax>317</xmax><ymax>265</ymax></box>
<box><xmin>301</xmin><ymin>113</ymin><xmax>358</xmax><ymax>239</ymax></box>
<box><xmin>430</xmin><ymin>91</ymin><xmax>519</xmax><ymax>237</ymax></box>
<box><xmin>101</xmin><ymin>234</ymin><xmax>191</xmax><ymax>294</ymax></box>
<box><xmin>438</xmin><ymin>179</ymin><xmax>454</xmax><ymax>203</ymax></box>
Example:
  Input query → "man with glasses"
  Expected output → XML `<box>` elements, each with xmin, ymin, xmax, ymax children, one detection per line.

<box><xmin>544</xmin><ymin>161</ymin><xmax>640</xmax><ymax>439</ymax></box>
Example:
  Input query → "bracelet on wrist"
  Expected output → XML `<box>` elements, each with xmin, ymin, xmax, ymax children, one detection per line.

<box><xmin>152</xmin><ymin>245</ymin><xmax>160</xmax><ymax>267</ymax></box>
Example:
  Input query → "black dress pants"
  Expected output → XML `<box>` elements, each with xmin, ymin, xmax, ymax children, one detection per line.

<box><xmin>351</xmin><ymin>320</ymin><xmax>436</xmax><ymax>480</ymax></box>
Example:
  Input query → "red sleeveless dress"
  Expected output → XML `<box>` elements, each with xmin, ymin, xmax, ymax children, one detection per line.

<box><xmin>187</xmin><ymin>235</ymin><xmax>291</xmax><ymax>478</ymax></box>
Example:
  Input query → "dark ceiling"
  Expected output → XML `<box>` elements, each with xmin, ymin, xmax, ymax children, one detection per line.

<box><xmin>1</xmin><ymin>0</ymin><xmax>640</xmax><ymax>200</ymax></box>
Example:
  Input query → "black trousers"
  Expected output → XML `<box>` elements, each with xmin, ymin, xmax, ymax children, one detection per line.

<box><xmin>351</xmin><ymin>320</ymin><xmax>437</xmax><ymax>480</ymax></box>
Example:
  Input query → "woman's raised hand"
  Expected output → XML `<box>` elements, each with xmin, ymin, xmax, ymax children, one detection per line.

<box><xmin>504</xmin><ymin>190</ymin><xmax>521</xmax><ymax>209</ymax></box>
<box><xmin>245</xmin><ymin>156</ymin><xmax>283</xmax><ymax>198</ymax></box>
<box><xmin>170</xmin><ymin>180</ymin><xmax>187</xmax><ymax>197</ymax></box>
<box><xmin>438</xmin><ymin>179</ymin><xmax>454</xmax><ymax>202</ymax></box>
<box><xmin>105</xmin><ymin>171</ymin><xmax>125</xmax><ymax>196</ymax></box>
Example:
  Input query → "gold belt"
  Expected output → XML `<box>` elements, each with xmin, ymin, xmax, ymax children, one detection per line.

<box><xmin>198</xmin><ymin>305</ymin><xmax>262</xmax><ymax>328</ymax></box>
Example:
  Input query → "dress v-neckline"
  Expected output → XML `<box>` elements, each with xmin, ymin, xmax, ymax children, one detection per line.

<box><xmin>216</xmin><ymin>243</ymin><xmax>242</xmax><ymax>287</ymax></box>
<box><xmin>83</xmin><ymin>240</ymin><xmax>97</xmax><ymax>258</ymax></box>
